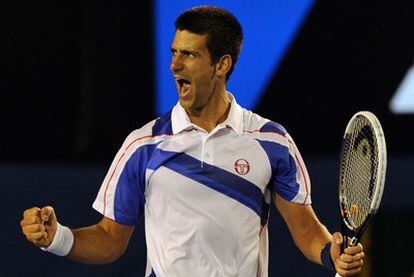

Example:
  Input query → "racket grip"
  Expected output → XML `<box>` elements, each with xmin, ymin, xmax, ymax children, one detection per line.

<box><xmin>341</xmin><ymin>235</ymin><xmax>348</xmax><ymax>253</ymax></box>
<box><xmin>342</xmin><ymin>235</ymin><xmax>358</xmax><ymax>253</ymax></box>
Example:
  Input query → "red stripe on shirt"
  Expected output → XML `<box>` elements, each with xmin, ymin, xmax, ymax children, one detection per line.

<box><xmin>102</xmin><ymin>129</ymin><xmax>196</xmax><ymax>217</ymax></box>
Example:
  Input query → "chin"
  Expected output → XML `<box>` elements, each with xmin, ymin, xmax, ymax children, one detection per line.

<box><xmin>179</xmin><ymin>98</ymin><xmax>192</xmax><ymax>109</ymax></box>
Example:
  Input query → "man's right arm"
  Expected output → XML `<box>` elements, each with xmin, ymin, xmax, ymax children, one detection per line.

<box><xmin>20</xmin><ymin>206</ymin><xmax>135</xmax><ymax>264</ymax></box>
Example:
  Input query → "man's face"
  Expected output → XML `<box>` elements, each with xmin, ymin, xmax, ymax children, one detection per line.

<box><xmin>170</xmin><ymin>29</ymin><xmax>217</xmax><ymax>111</ymax></box>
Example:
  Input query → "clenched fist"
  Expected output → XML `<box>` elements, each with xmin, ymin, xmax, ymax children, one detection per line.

<box><xmin>20</xmin><ymin>206</ymin><xmax>58</xmax><ymax>248</ymax></box>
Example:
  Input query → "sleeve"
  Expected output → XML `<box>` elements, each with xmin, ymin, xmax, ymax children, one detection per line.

<box><xmin>258</xmin><ymin>121</ymin><xmax>311</xmax><ymax>205</ymax></box>
<box><xmin>271</xmin><ymin>134</ymin><xmax>311</xmax><ymax>205</ymax></box>
<box><xmin>92</xmin><ymin>127</ymin><xmax>157</xmax><ymax>225</ymax></box>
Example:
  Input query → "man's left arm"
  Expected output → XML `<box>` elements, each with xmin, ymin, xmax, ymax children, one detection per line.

<box><xmin>274</xmin><ymin>193</ymin><xmax>364</xmax><ymax>276</ymax></box>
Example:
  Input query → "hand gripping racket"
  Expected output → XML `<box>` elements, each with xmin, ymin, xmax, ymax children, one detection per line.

<box><xmin>335</xmin><ymin>111</ymin><xmax>387</xmax><ymax>276</ymax></box>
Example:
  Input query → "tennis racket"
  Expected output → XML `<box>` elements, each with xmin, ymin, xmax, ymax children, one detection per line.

<box><xmin>335</xmin><ymin>111</ymin><xmax>387</xmax><ymax>276</ymax></box>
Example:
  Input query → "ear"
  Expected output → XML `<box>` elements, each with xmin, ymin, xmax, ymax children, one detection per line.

<box><xmin>214</xmin><ymin>55</ymin><xmax>232</xmax><ymax>79</ymax></box>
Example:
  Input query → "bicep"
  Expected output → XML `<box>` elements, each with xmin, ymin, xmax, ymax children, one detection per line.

<box><xmin>274</xmin><ymin>193</ymin><xmax>319</xmax><ymax>233</ymax></box>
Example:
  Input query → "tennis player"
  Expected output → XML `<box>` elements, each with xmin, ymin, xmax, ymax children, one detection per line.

<box><xmin>20</xmin><ymin>5</ymin><xmax>364</xmax><ymax>276</ymax></box>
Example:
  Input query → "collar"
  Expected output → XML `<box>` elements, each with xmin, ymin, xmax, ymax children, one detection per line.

<box><xmin>171</xmin><ymin>92</ymin><xmax>244</xmax><ymax>135</ymax></box>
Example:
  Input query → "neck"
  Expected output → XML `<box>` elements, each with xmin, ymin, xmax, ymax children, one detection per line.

<box><xmin>186</xmin><ymin>87</ymin><xmax>231</xmax><ymax>133</ymax></box>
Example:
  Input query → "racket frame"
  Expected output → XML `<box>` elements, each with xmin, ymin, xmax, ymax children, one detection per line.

<box><xmin>338</xmin><ymin>111</ymin><xmax>387</xmax><ymax>247</ymax></box>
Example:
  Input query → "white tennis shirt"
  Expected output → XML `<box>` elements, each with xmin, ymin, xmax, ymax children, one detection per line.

<box><xmin>93</xmin><ymin>94</ymin><xmax>311</xmax><ymax>277</ymax></box>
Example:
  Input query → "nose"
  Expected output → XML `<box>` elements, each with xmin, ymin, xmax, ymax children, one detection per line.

<box><xmin>170</xmin><ymin>54</ymin><xmax>183</xmax><ymax>73</ymax></box>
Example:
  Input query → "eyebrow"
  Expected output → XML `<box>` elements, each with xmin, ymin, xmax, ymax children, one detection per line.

<box><xmin>170</xmin><ymin>47</ymin><xmax>199</xmax><ymax>56</ymax></box>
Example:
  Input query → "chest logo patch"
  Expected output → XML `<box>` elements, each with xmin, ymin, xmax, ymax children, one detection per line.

<box><xmin>234</xmin><ymin>159</ymin><xmax>250</xmax><ymax>175</ymax></box>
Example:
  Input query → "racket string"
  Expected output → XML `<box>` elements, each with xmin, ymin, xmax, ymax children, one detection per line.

<box><xmin>340</xmin><ymin>115</ymin><xmax>379</xmax><ymax>229</ymax></box>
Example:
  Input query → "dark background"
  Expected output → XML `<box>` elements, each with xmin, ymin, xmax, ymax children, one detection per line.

<box><xmin>1</xmin><ymin>0</ymin><xmax>413</xmax><ymax>276</ymax></box>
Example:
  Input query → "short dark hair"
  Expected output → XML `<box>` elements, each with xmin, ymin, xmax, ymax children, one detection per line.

<box><xmin>175</xmin><ymin>5</ymin><xmax>243</xmax><ymax>81</ymax></box>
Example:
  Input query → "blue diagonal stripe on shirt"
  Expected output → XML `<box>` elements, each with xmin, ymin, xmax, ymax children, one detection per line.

<box><xmin>147</xmin><ymin>149</ymin><xmax>266</xmax><ymax>222</ymax></box>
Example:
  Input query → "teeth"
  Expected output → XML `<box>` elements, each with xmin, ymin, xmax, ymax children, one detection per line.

<box><xmin>176</xmin><ymin>77</ymin><xmax>190</xmax><ymax>85</ymax></box>
<box><xmin>180</xmin><ymin>83</ymin><xmax>188</xmax><ymax>95</ymax></box>
<box><xmin>177</xmin><ymin>78</ymin><xmax>190</xmax><ymax>96</ymax></box>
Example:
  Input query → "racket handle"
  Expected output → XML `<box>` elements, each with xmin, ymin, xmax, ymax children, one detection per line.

<box><xmin>341</xmin><ymin>235</ymin><xmax>348</xmax><ymax>253</ymax></box>
<box><xmin>341</xmin><ymin>235</ymin><xmax>357</xmax><ymax>252</ymax></box>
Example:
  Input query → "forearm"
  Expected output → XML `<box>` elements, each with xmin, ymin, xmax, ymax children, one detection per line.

<box><xmin>290</xmin><ymin>216</ymin><xmax>332</xmax><ymax>265</ymax></box>
<box><xmin>67</xmin><ymin>224</ymin><xmax>127</xmax><ymax>264</ymax></box>
<box><xmin>274</xmin><ymin>194</ymin><xmax>332</xmax><ymax>265</ymax></box>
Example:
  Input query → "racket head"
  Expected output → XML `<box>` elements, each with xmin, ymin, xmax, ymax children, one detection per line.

<box><xmin>338</xmin><ymin>111</ymin><xmax>387</xmax><ymax>242</ymax></box>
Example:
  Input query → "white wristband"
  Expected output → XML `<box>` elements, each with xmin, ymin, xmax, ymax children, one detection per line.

<box><xmin>41</xmin><ymin>222</ymin><xmax>74</xmax><ymax>256</ymax></box>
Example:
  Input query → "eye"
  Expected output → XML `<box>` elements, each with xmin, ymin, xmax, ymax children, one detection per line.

<box><xmin>182</xmin><ymin>51</ymin><xmax>196</xmax><ymax>58</ymax></box>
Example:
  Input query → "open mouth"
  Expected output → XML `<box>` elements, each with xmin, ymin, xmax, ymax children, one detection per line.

<box><xmin>176</xmin><ymin>77</ymin><xmax>191</xmax><ymax>97</ymax></box>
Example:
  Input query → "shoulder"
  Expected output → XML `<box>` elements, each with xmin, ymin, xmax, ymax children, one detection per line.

<box><xmin>122</xmin><ymin>110</ymin><xmax>174</xmax><ymax>148</ymax></box>
<box><xmin>241</xmin><ymin>109</ymin><xmax>289</xmax><ymax>143</ymax></box>
<box><xmin>151</xmin><ymin>109</ymin><xmax>173</xmax><ymax>136</ymax></box>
